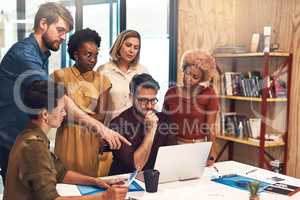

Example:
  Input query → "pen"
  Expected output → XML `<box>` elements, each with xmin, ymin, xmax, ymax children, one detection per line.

<box><xmin>213</xmin><ymin>165</ymin><xmax>219</xmax><ymax>172</ymax></box>
<box><xmin>219</xmin><ymin>174</ymin><xmax>237</xmax><ymax>178</ymax></box>
<box><xmin>246</xmin><ymin>169</ymin><xmax>258</xmax><ymax>175</ymax></box>
<box><xmin>127</xmin><ymin>197</ymin><xmax>140</xmax><ymax>200</ymax></box>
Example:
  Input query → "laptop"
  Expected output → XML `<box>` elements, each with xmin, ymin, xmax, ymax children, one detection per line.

<box><xmin>154</xmin><ymin>142</ymin><xmax>212</xmax><ymax>183</ymax></box>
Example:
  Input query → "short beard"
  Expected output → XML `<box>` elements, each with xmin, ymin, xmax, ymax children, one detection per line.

<box><xmin>133</xmin><ymin>106</ymin><xmax>146</xmax><ymax>118</ymax></box>
<box><xmin>133</xmin><ymin>106</ymin><xmax>154</xmax><ymax>119</ymax></box>
<box><xmin>42</xmin><ymin>32</ymin><xmax>59</xmax><ymax>51</ymax></box>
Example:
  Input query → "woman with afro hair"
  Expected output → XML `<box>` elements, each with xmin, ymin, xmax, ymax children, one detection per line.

<box><xmin>52</xmin><ymin>28</ymin><xmax>112</xmax><ymax>177</ymax></box>
<box><xmin>162</xmin><ymin>50</ymin><xmax>219</xmax><ymax>166</ymax></box>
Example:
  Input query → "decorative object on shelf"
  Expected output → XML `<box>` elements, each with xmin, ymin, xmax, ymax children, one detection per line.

<box><xmin>263</xmin><ymin>26</ymin><xmax>271</xmax><ymax>53</ymax></box>
<box><xmin>269</xmin><ymin>160</ymin><xmax>283</xmax><ymax>174</ymax></box>
<box><xmin>271</xmin><ymin>43</ymin><xmax>280</xmax><ymax>52</ymax></box>
<box><xmin>250</xmin><ymin>33</ymin><xmax>260</xmax><ymax>53</ymax></box>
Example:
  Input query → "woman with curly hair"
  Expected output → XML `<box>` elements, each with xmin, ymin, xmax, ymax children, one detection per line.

<box><xmin>52</xmin><ymin>28</ymin><xmax>112</xmax><ymax>176</ymax></box>
<box><xmin>162</xmin><ymin>50</ymin><xmax>219</xmax><ymax>166</ymax></box>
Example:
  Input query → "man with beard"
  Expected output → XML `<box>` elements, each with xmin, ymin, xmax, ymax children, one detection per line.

<box><xmin>109</xmin><ymin>73</ymin><xmax>177</xmax><ymax>175</ymax></box>
<box><xmin>0</xmin><ymin>2</ymin><xmax>129</xmax><ymax>184</ymax></box>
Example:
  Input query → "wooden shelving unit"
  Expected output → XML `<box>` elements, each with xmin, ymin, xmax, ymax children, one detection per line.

<box><xmin>219</xmin><ymin>95</ymin><xmax>287</xmax><ymax>102</ymax></box>
<box><xmin>214</xmin><ymin>52</ymin><xmax>292</xmax><ymax>173</ymax></box>
<box><xmin>214</xmin><ymin>52</ymin><xmax>290</xmax><ymax>58</ymax></box>
<box><xmin>216</xmin><ymin>135</ymin><xmax>285</xmax><ymax>148</ymax></box>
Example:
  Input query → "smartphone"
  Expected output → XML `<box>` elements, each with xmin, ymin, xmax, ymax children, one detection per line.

<box><xmin>126</xmin><ymin>170</ymin><xmax>139</xmax><ymax>186</ymax></box>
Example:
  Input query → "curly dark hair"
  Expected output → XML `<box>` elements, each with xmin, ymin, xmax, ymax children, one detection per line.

<box><xmin>67</xmin><ymin>28</ymin><xmax>101</xmax><ymax>60</ymax></box>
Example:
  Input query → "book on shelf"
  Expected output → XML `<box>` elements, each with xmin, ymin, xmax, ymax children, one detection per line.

<box><xmin>223</xmin><ymin>72</ymin><xmax>241</xmax><ymax>96</ymax></box>
<box><xmin>271</xmin><ymin>78</ymin><xmax>287</xmax><ymax>98</ymax></box>
<box><xmin>221</xmin><ymin>71</ymin><xmax>286</xmax><ymax>98</ymax></box>
<box><xmin>222</xmin><ymin>71</ymin><xmax>263</xmax><ymax>97</ymax></box>
<box><xmin>221</xmin><ymin>113</ymin><xmax>254</xmax><ymax>138</ymax></box>
<box><xmin>221</xmin><ymin>112</ymin><xmax>237</xmax><ymax>136</ymax></box>
<box><xmin>249</xmin><ymin>118</ymin><xmax>261</xmax><ymax>139</ymax></box>
<box><xmin>248</xmin><ymin>71</ymin><xmax>263</xmax><ymax>97</ymax></box>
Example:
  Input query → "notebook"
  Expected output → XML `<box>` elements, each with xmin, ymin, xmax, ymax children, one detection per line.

<box><xmin>212</xmin><ymin>174</ymin><xmax>271</xmax><ymax>193</ymax></box>
<box><xmin>264</xmin><ymin>183</ymin><xmax>300</xmax><ymax>196</ymax></box>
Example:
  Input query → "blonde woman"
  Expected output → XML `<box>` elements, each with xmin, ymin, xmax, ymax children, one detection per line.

<box><xmin>163</xmin><ymin>50</ymin><xmax>219</xmax><ymax>166</ymax></box>
<box><xmin>97</xmin><ymin>30</ymin><xmax>148</xmax><ymax>125</ymax></box>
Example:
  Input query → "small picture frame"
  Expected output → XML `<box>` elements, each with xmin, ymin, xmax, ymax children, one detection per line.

<box><xmin>250</xmin><ymin>33</ymin><xmax>260</xmax><ymax>52</ymax></box>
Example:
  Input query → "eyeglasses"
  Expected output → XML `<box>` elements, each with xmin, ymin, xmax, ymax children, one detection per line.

<box><xmin>84</xmin><ymin>51</ymin><xmax>100</xmax><ymax>61</ymax></box>
<box><xmin>136</xmin><ymin>97</ymin><xmax>158</xmax><ymax>105</ymax></box>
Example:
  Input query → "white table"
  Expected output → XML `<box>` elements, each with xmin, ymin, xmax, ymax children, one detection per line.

<box><xmin>57</xmin><ymin>161</ymin><xmax>300</xmax><ymax>200</ymax></box>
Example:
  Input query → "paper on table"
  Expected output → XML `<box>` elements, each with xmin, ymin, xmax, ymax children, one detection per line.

<box><xmin>56</xmin><ymin>183</ymin><xmax>81</xmax><ymax>196</ymax></box>
<box><xmin>157</xmin><ymin>182</ymin><xmax>249</xmax><ymax>200</ymax></box>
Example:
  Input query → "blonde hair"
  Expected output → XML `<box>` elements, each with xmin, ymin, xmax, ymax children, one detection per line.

<box><xmin>109</xmin><ymin>30</ymin><xmax>141</xmax><ymax>66</ymax></box>
<box><xmin>180</xmin><ymin>49</ymin><xmax>217</xmax><ymax>82</ymax></box>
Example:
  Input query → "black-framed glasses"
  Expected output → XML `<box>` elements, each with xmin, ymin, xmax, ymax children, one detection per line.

<box><xmin>84</xmin><ymin>52</ymin><xmax>99</xmax><ymax>61</ymax></box>
<box><xmin>136</xmin><ymin>97</ymin><xmax>158</xmax><ymax>105</ymax></box>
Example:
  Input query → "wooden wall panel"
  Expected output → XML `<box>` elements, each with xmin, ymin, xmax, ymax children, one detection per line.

<box><xmin>177</xmin><ymin>0</ymin><xmax>236</xmax><ymax>83</ymax></box>
<box><xmin>286</xmin><ymin>0</ymin><xmax>300</xmax><ymax>178</ymax></box>
<box><xmin>235</xmin><ymin>0</ymin><xmax>294</xmax><ymax>51</ymax></box>
<box><xmin>178</xmin><ymin>0</ymin><xmax>300</xmax><ymax>178</ymax></box>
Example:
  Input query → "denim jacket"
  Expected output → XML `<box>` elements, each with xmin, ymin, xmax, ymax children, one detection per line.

<box><xmin>0</xmin><ymin>33</ymin><xmax>50</xmax><ymax>148</ymax></box>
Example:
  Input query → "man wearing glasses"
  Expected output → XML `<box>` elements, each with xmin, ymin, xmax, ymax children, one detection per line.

<box><xmin>108</xmin><ymin>73</ymin><xmax>177</xmax><ymax>175</ymax></box>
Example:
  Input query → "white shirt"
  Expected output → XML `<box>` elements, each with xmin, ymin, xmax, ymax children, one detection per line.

<box><xmin>97</xmin><ymin>61</ymin><xmax>148</xmax><ymax>124</ymax></box>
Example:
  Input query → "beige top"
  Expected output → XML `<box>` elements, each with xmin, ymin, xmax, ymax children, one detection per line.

<box><xmin>52</xmin><ymin>66</ymin><xmax>111</xmax><ymax>116</ymax></box>
<box><xmin>97</xmin><ymin>61</ymin><xmax>147</xmax><ymax>124</ymax></box>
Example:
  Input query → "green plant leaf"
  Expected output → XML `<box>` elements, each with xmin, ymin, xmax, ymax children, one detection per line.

<box><xmin>248</xmin><ymin>182</ymin><xmax>261</xmax><ymax>195</ymax></box>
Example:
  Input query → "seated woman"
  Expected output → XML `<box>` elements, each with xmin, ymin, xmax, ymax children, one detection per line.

<box><xmin>4</xmin><ymin>80</ymin><xmax>128</xmax><ymax>200</ymax></box>
<box><xmin>52</xmin><ymin>28</ymin><xmax>112</xmax><ymax>177</ymax></box>
<box><xmin>163</xmin><ymin>50</ymin><xmax>219</xmax><ymax>166</ymax></box>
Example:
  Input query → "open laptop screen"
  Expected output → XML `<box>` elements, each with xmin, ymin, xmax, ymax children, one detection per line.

<box><xmin>153</xmin><ymin>142</ymin><xmax>212</xmax><ymax>183</ymax></box>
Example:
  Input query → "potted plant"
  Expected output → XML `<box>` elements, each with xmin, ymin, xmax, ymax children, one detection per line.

<box><xmin>248</xmin><ymin>182</ymin><xmax>260</xmax><ymax>200</ymax></box>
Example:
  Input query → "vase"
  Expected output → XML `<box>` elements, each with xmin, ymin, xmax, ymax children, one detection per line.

<box><xmin>249</xmin><ymin>195</ymin><xmax>260</xmax><ymax>200</ymax></box>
